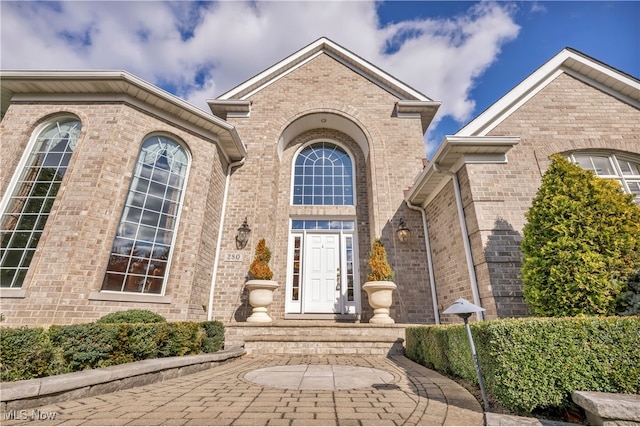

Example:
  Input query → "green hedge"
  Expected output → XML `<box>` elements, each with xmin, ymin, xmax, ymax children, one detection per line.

<box><xmin>0</xmin><ymin>320</ymin><xmax>224</xmax><ymax>382</ymax></box>
<box><xmin>0</xmin><ymin>327</ymin><xmax>58</xmax><ymax>381</ymax></box>
<box><xmin>405</xmin><ymin>316</ymin><xmax>640</xmax><ymax>413</ymax></box>
<box><xmin>96</xmin><ymin>309</ymin><xmax>167</xmax><ymax>324</ymax></box>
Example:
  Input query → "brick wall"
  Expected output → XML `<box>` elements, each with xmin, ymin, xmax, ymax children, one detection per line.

<box><xmin>424</xmin><ymin>181</ymin><xmax>474</xmax><ymax>324</ymax></box>
<box><xmin>452</xmin><ymin>72</ymin><xmax>640</xmax><ymax>319</ymax></box>
<box><xmin>0</xmin><ymin>102</ymin><xmax>228</xmax><ymax>327</ymax></box>
<box><xmin>213</xmin><ymin>53</ymin><xmax>433</xmax><ymax>323</ymax></box>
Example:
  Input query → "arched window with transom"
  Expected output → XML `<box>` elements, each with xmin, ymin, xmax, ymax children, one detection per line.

<box><xmin>292</xmin><ymin>142</ymin><xmax>354</xmax><ymax>206</ymax></box>
<box><xmin>101</xmin><ymin>135</ymin><xmax>189</xmax><ymax>294</ymax></box>
<box><xmin>1</xmin><ymin>116</ymin><xmax>82</xmax><ymax>288</ymax></box>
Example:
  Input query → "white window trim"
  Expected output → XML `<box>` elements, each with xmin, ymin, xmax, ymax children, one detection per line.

<box><xmin>567</xmin><ymin>151</ymin><xmax>640</xmax><ymax>203</ymax></box>
<box><xmin>99</xmin><ymin>133</ymin><xmax>192</xmax><ymax>296</ymax></box>
<box><xmin>290</xmin><ymin>139</ymin><xmax>357</xmax><ymax>207</ymax></box>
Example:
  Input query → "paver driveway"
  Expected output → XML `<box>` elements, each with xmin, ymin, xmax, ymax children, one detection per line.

<box><xmin>2</xmin><ymin>354</ymin><xmax>484</xmax><ymax>426</ymax></box>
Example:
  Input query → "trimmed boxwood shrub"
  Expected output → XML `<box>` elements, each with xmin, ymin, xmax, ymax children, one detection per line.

<box><xmin>158</xmin><ymin>322</ymin><xmax>204</xmax><ymax>357</ymax></box>
<box><xmin>0</xmin><ymin>327</ymin><xmax>58</xmax><ymax>382</ymax></box>
<box><xmin>49</xmin><ymin>323</ymin><xmax>121</xmax><ymax>371</ymax></box>
<box><xmin>200</xmin><ymin>321</ymin><xmax>225</xmax><ymax>353</ymax></box>
<box><xmin>1</xmin><ymin>320</ymin><xmax>225</xmax><ymax>381</ymax></box>
<box><xmin>406</xmin><ymin>316</ymin><xmax>640</xmax><ymax>414</ymax></box>
<box><xmin>97</xmin><ymin>309</ymin><xmax>166</xmax><ymax>324</ymax></box>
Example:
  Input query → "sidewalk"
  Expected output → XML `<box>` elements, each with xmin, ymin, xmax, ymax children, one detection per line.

<box><xmin>2</xmin><ymin>354</ymin><xmax>485</xmax><ymax>426</ymax></box>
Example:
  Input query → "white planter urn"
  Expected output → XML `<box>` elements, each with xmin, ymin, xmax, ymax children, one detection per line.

<box><xmin>363</xmin><ymin>281</ymin><xmax>397</xmax><ymax>324</ymax></box>
<box><xmin>245</xmin><ymin>280</ymin><xmax>279</xmax><ymax>323</ymax></box>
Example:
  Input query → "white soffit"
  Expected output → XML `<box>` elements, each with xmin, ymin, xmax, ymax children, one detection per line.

<box><xmin>216</xmin><ymin>37</ymin><xmax>433</xmax><ymax>102</ymax></box>
<box><xmin>0</xmin><ymin>70</ymin><xmax>247</xmax><ymax>162</ymax></box>
<box><xmin>405</xmin><ymin>136</ymin><xmax>520</xmax><ymax>207</ymax></box>
<box><xmin>458</xmin><ymin>48</ymin><xmax>640</xmax><ymax>137</ymax></box>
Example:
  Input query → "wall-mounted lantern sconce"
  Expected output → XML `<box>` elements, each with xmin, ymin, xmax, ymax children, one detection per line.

<box><xmin>396</xmin><ymin>218</ymin><xmax>411</xmax><ymax>243</ymax></box>
<box><xmin>443</xmin><ymin>298</ymin><xmax>489</xmax><ymax>410</ymax></box>
<box><xmin>236</xmin><ymin>217</ymin><xmax>251</xmax><ymax>249</ymax></box>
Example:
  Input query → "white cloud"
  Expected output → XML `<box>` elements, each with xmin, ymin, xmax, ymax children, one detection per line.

<box><xmin>1</xmin><ymin>1</ymin><xmax>520</xmax><ymax>155</ymax></box>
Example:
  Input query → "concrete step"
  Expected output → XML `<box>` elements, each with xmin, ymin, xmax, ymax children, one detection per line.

<box><xmin>224</xmin><ymin>321</ymin><xmax>409</xmax><ymax>355</ymax></box>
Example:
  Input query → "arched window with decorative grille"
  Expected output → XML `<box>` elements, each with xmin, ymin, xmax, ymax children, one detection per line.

<box><xmin>0</xmin><ymin>116</ymin><xmax>82</xmax><ymax>288</ymax></box>
<box><xmin>292</xmin><ymin>142</ymin><xmax>354</xmax><ymax>206</ymax></box>
<box><xmin>101</xmin><ymin>135</ymin><xmax>189</xmax><ymax>294</ymax></box>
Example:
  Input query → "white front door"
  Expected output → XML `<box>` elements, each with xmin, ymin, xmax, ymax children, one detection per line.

<box><xmin>303</xmin><ymin>233</ymin><xmax>340</xmax><ymax>313</ymax></box>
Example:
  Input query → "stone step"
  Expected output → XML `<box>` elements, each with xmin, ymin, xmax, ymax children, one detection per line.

<box><xmin>224</xmin><ymin>321</ymin><xmax>409</xmax><ymax>355</ymax></box>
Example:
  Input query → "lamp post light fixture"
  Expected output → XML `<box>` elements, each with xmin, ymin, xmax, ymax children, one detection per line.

<box><xmin>235</xmin><ymin>217</ymin><xmax>251</xmax><ymax>250</ymax></box>
<box><xmin>396</xmin><ymin>218</ymin><xmax>410</xmax><ymax>243</ymax></box>
<box><xmin>443</xmin><ymin>297</ymin><xmax>489</xmax><ymax>411</ymax></box>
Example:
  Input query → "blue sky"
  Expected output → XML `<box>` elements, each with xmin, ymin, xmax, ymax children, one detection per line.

<box><xmin>1</xmin><ymin>1</ymin><xmax>638</xmax><ymax>157</ymax></box>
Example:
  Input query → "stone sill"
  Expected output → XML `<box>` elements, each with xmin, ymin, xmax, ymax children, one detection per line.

<box><xmin>0</xmin><ymin>288</ymin><xmax>26</xmax><ymax>299</ymax></box>
<box><xmin>89</xmin><ymin>291</ymin><xmax>171</xmax><ymax>304</ymax></box>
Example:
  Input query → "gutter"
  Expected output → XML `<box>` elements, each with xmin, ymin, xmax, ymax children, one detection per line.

<box><xmin>207</xmin><ymin>157</ymin><xmax>246</xmax><ymax>321</ymax></box>
<box><xmin>405</xmin><ymin>200</ymin><xmax>440</xmax><ymax>324</ymax></box>
<box><xmin>432</xmin><ymin>163</ymin><xmax>484</xmax><ymax>320</ymax></box>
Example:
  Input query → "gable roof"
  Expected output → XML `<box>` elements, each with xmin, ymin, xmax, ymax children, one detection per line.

<box><xmin>457</xmin><ymin>47</ymin><xmax>640</xmax><ymax>136</ymax></box>
<box><xmin>217</xmin><ymin>37</ymin><xmax>433</xmax><ymax>102</ymax></box>
<box><xmin>210</xmin><ymin>37</ymin><xmax>440</xmax><ymax>132</ymax></box>
<box><xmin>406</xmin><ymin>47</ymin><xmax>640</xmax><ymax>207</ymax></box>
<box><xmin>0</xmin><ymin>70</ymin><xmax>247</xmax><ymax>162</ymax></box>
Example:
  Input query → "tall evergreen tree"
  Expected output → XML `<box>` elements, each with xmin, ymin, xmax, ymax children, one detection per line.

<box><xmin>522</xmin><ymin>155</ymin><xmax>640</xmax><ymax>316</ymax></box>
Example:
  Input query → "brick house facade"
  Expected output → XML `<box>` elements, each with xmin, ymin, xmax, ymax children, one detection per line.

<box><xmin>1</xmin><ymin>39</ymin><xmax>638</xmax><ymax>327</ymax></box>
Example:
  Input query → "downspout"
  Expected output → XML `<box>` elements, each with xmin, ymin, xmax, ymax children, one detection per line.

<box><xmin>207</xmin><ymin>157</ymin><xmax>246</xmax><ymax>321</ymax></box>
<box><xmin>432</xmin><ymin>163</ymin><xmax>484</xmax><ymax>320</ymax></box>
<box><xmin>405</xmin><ymin>200</ymin><xmax>440</xmax><ymax>324</ymax></box>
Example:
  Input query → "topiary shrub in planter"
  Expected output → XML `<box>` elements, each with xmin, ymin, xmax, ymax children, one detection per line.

<box><xmin>245</xmin><ymin>238</ymin><xmax>278</xmax><ymax>323</ymax></box>
<box><xmin>97</xmin><ymin>309</ymin><xmax>166</xmax><ymax>324</ymax></box>
<box><xmin>363</xmin><ymin>238</ymin><xmax>397</xmax><ymax>324</ymax></box>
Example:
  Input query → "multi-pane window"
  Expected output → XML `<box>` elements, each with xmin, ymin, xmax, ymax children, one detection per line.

<box><xmin>293</xmin><ymin>142</ymin><xmax>354</xmax><ymax>205</ymax></box>
<box><xmin>568</xmin><ymin>153</ymin><xmax>640</xmax><ymax>204</ymax></box>
<box><xmin>1</xmin><ymin>117</ymin><xmax>82</xmax><ymax>288</ymax></box>
<box><xmin>345</xmin><ymin>236</ymin><xmax>355</xmax><ymax>302</ymax></box>
<box><xmin>291</xmin><ymin>236</ymin><xmax>301</xmax><ymax>301</ymax></box>
<box><xmin>101</xmin><ymin>135</ymin><xmax>189</xmax><ymax>294</ymax></box>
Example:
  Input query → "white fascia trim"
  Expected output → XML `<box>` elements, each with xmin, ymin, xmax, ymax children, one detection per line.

<box><xmin>459</xmin><ymin>67</ymin><xmax>564</xmax><ymax>137</ymax></box>
<box><xmin>563</xmin><ymin>67</ymin><xmax>640</xmax><ymax>109</ymax></box>
<box><xmin>236</xmin><ymin>51</ymin><xmax>323</xmax><ymax>100</ymax></box>
<box><xmin>420</xmin><ymin>176</ymin><xmax>451</xmax><ymax>209</ymax></box>
<box><xmin>450</xmin><ymin>154</ymin><xmax>508</xmax><ymax>173</ymax></box>
<box><xmin>217</xmin><ymin>39</ymin><xmax>326</xmax><ymax>100</ymax></box>
<box><xmin>320</xmin><ymin>39</ymin><xmax>431</xmax><ymax>101</ymax></box>
<box><xmin>218</xmin><ymin>37</ymin><xmax>431</xmax><ymax>101</ymax></box>
<box><xmin>458</xmin><ymin>49</ymin><xmax>640</xmax><ymax>137</ymax></box>
<box><xmin>11</xmin><ymin>92</ymin><xmax>228</xmax><ymax>156</ymax></box>
<box><xmin>207</xmin><ymin>99</ymin><xmax>251</xmax><ymax>118</ymax></box>
<box><xmin>404</xmin><ymin>164</ymin><xmax>439</xmax><ymax>207</ymax></box>
<box><xmin>2</xmin><ymin>70</ymin><xmax>247</xmax><ymax>161</ymax></box>
<box><xmin>404</xmin><ymin>135</ymin><xmax>519</xmax><ymax>205</ymax></box>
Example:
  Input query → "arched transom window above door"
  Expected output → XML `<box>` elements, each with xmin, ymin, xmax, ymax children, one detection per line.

<box><xmin>292</xmin><ymin>142</ymin><xmax>354</xmax><ymax>206</ymax></box>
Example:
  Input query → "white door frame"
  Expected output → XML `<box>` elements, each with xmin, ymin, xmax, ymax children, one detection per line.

<box><xmin>285</xmin><ymin>223</ymin><xmax>360</xmax><ymax>315</ymax></box>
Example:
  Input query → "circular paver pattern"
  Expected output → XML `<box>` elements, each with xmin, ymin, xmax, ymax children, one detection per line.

<box><xmin>244</xmin><ymin>364</ymin><xmax>394</xmax><ymax>390</ymax></box>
